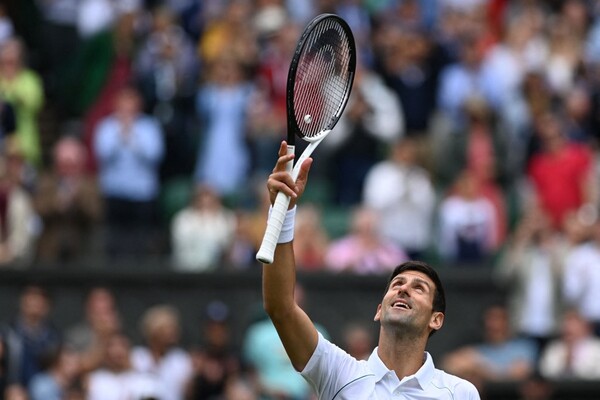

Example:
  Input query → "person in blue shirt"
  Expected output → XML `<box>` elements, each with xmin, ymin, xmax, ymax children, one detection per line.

<box><xmin>93</xmin><ymin>85</ymin><xmax>164</xmax><ymax>260</ymax></box>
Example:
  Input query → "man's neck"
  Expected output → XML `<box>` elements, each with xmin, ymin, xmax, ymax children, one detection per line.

<box><xmin>376</xmin><ymin>332</ymin><xmax>428</xmax><ymax>380</ymax></box>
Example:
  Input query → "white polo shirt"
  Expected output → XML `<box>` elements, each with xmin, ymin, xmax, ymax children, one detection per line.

<box><xmin>301</xmin><ymin>333</ymin><xmax>480</xmax><ymax>399</ymax></box>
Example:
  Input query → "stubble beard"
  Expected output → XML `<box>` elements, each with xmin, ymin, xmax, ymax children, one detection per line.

<box><xmin>381</xmin><ymin>311</ymin><xmax>424</xmax><ymax>341</ymax></box>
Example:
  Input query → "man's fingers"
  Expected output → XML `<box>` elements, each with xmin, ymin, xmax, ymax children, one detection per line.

<box><xmin>278</xmin><ymin>141</ymin><xmax>287</xmax><ymax>156</ymax></box>
<box><xmin>295</xmin><ymin>157</ymin><xmax>313</xmax><ymax>186</ymax></box>
<box><xmin>273</xmin><ymin>154</ymin><xmax>294</xmax><ymax>173</ymax></box>
<box><xmin>267</xmin><ymin>142</ymin><xmax>311</xmax><ymax>204</ymax></box>
<box><xmin>273</xmin><ymin>145</ymin><xmax>294</xmax><ymax>172</ymax></box>
<box><xmin>267</xmin><ymin>175</ymin><xmax>297</xmax><ymax>198</ymax></box>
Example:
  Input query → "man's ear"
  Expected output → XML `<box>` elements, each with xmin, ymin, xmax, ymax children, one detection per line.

<box><xmin>374</xmin><ymin>304</ymin><xmax>382</xmax><ymax>322</ymax></box>
<box><xmin>429</xmin><ymin>311</ymin><xmax>444</xmax><ymax>332</ymax></box>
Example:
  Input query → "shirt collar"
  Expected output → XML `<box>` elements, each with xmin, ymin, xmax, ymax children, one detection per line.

<box><xmin>367</xmin><ymin>347</ymin><xmax>435</xmax><ymax>390</ymax></box>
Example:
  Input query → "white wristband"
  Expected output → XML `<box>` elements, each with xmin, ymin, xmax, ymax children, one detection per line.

<box><xmin>269</xmin><ymin>205</ymin><xmax>296</xmax><ymax>243</ymax></box>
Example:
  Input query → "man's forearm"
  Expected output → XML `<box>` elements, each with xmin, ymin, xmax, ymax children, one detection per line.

<box><xmin>262</xmin><ymin>242</ymin><xmax>297</xmax><ymax>321</ymax></box>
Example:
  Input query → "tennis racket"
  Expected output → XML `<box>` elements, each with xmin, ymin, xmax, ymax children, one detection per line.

<box><xmin>256</xmin><ymin>14</ymin><xmax>356</xmax><ymax>264</ymax></box>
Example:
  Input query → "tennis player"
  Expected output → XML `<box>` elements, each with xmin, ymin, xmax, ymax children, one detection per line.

<box><xmin>261</xmin><ymin>141</ymin><xmax>481</xmax><ymax>399</ymax></box>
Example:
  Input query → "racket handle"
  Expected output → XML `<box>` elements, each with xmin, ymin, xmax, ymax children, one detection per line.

<box><xmin>256</xmin><ymin>191</ymin><xmax>292</xmax><ymax>264</ymax></box>
<box><xmin>256</xmin><ymin>145</ymin><xmax>295</xmax><ymax>264</ymax></box>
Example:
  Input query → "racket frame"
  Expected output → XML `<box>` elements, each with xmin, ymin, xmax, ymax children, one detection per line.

<box><xmin>256</xmin><ymin>14</ymin><xmax>356</xmax><ymax>264</ymax></box>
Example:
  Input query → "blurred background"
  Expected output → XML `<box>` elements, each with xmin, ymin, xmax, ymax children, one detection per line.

<box><xmin>1</xmin><ymin>0</ymin><xmax>600</xmax><ymax>399</ymax></box>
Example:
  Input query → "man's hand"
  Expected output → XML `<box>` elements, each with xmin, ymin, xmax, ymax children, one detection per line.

<box><xmin>267</xmin><ymin>141</ymin><xmax>313</xmax><ymax>209</ymax></box>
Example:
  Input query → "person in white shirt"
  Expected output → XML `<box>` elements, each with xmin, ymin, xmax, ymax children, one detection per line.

<box><xmin>130</xmin><ymin>305</ymin><xmax>193</xmax><ymax>400</ymax></box>
<box><xmin>562</xmin><ymin>215</ymin><xmax>600</xmax><ymax>335</ymax></box>
<box><xmin>171</xmin><ymin>184</ymin><xmax>236</xmax><ymax>272</ymax></box>
<box><xmin>437</xmin><ymin>170</ymin><xmax>498</xmax><ymax>264</ymax></box>
<box><xmin>363</xmin><ymin>137</ymin><xmax>436</xmax><ymax>259</ymax></box>
<box><xmin>87</xmin><ymin>332</ymin><xmax>165</xmax><ymax>400</ymax></box>
<box><xmin>259</xmin><ymin>141</ymin><xmax>480</xmax><ymax>399</ymax></box>
<box><xmin>539</xmin><ymin>309</ymin><xmax>600</xmax><ymax>380</ymax></box>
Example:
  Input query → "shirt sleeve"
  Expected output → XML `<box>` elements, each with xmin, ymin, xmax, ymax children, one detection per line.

<box><xmin>453</xmin><ymin>379</ymin><xmax>482</xmax><ymax>400</ymax></box>
<box><xmin>301</xmin><ymin>332</ymin><xmax>369</xmax><ymax>400</ymax></box>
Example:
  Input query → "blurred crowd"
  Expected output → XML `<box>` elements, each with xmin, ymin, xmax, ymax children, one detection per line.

<box><xmin>0</xmin><ymin>284</ymin><xmax>382</xmax><ymax>400</ymax></box>
<box><xmin>0</xmin><ymin>282</ymin><xmax>599</xmax><ymax>400</ymax></box>
<box><xmin>0</xmin><ymin>0</ymin><xmax>599</xmax><ymax>272</ymax></box>
<box><xmin>0</xmin><ymin>284</ymin><xmax>344</xmax><ymax>400</ymax></box>
<box><xmin>1</xmin><ymin>0</ymin><xmax>600</xmax><ymax>398</ymax></box>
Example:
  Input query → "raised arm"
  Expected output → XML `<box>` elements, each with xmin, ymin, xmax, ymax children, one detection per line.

<box><xmin>262</xmin><ymin>141</ymin><xmax>318</xmax><ymax>372</ymax></box>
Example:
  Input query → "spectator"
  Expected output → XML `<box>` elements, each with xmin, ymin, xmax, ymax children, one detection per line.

<box><xmin>500</xmin><ymin>69</ymin><xmax>554</xmax><ymax>174</ymax></box>
<box><xmin>0</xmin><ymin>37</ymin><xmax>44</xmax><ymax>167</ymax></box>
<box><xmin>64</xmin><ymin>287</ymin><xmax>121</xmax><ymax>374</ymax></box>
<box><xmin>324</xmin><ymin>206</ymin><xmax>408</xmax><ymax>275</ymax></box>
<box><xmin>93</xmin><ymin>85</ymin><xmax>165</xmax><ymax>261</ymax></box>
<box><xmin>197</xmin><ymin>1</ymin><xmax>258</xmax><ymax>74</ymax></box>
<box><xmin>33</xmin><ymin>135</ymin><xmax>103</xmax><ymax>265</ymax></box>
<box><xmin>435</xmin><ymin>97</ymin><xmax>510</xmax><ymax>248</ymax></box>
<box><xmin>479</xmin><ymin>12</ymin><xmax>547</xmax><ymax>112</ymax></box>
<box><xmin>562</xmin><ymin>211</ymin><xmax>600</xmax><ymax>335</ymax></box>
<box><xmin>187</xmin><ymin>301</ymin><xmax>241</xmax><ymax>400</ymax></box>
<box><xmin>340</xmin><ymin>322</ymin><xmax>375</xmax><ymax>361</ymax></box>
<box><xmin>539</xmin><ymin>309</ymin><xmax>600</xmax><ymax>380</ymax></box>
<box><xmin>249</xmin><ymin>22</ymin><xmax>299</xmax><ymax>176</ymax></box>
<box><xmin>363</xmin><ymin>136</ymin><xmax>436</xmax><ymax>259</ymax></box>
<box><xmin>171</xmin><ymin>184</ymin><xmax>237</xmax><ymax>272</ymax></box>
<box><xmin>563</xmin><ymin>85</ymin><xmax>594</xmax><ymax>143</ymax></box>
<box><xmin>226</xmin><ymin>211</ymin><xmax>260</xmax><ymax>270</ymax></box>
<box><xmin>134</xmin><ymin>6</ymin><xmax>199</xmax><ymax>180</ymax></box>
<box><xmin>2</xmin><ymin>285</ymin><xmax>61</xmax><ymax>388</ymax></box>
<box><xmin>495</xmin><ymin>207</ymin><xmax>565</xmax><ymax>355</ymax></box>
<box><xmin>544</xmin><ymin>11</ymin><xmax>584</xmax><ymax>96</ymax></box>
<box><xmin>194</xmin><ymin>54</ymin><xmax>254</xmax><ymax>200</ymax></box>
<box><xmin>375</xmin><ymin>23</ymin><xmax>443</xmax><ymax>135</ymax></box>
<box><xmin>242</xmin><ymin>285</ymin><xmax>328</xmax><ymax>400</ymax></box>
<box><xmin>437</xmin><ymin>169</ymin><xmax>498</xmax><ymax>265</ymax></box>
<box><xmin>86</xmin><ymin>332</ymin><xmax>163</xmax><ymax>400</ymax></box>
<box><xmin>436</xmin><ymin>34</ymin><xmax>491</xmax><ymax>130</ymax></box>
<box><xmin>70</xmin><ymin>11</ymin><xmax>139</xmax><ymax>172</ymax></box>
<box><xmin>526</xmin><ymin>112</ymin><xmax>595</xmax><ymax>230</ymax></box>
<box><xmin>321</xmin><ymin>60</ymin><xmax>404</xmax><ymax>205</ymax></box>
<box><xmin>131</xmin><ymin>305</ymin><xmax>193</xmax><ymax>400</ymax></box>
<box><xmin>442</xmin><ymin>304</ymin><xmax>537</xmax><ymax>390</ymax></box>
<box><xmin>28</xmin><ymin>346</ymin><xmax>81</xmax><ymax>400</ymax></box>
<box><xmin>293</xmin><ymin>204</ymin><xmax>329</xmax><ymax>272</ymax></box>
<box><xmin>226</xmin><ymin>179</ymin><xmax>271</xmax><ymax>269</ymax></box>
<box><xmin>334</xmin><ymin>0</ymin><xmax>373</xmax><ymax>62</ymax></box>
<box><xmin>0</xmin><ymin>140</ymin><xmax>39</xmax><ymax>268</ymax></box>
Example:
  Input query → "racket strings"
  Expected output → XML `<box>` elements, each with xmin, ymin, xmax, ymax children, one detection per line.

<box><xmin>293</xmin><ymin>19</ymin><xmax>353</xmax><ymax>139</ymax></box>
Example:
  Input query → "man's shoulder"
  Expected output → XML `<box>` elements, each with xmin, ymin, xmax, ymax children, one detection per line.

<box><xmin>432</xmin><ymin>368</ymin><xmax>480</xmax><ymax>397</ymax></box>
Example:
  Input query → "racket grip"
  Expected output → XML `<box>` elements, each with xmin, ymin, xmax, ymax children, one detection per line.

<box><xmin>256</xmin><ymin>191</ymin><xmax>292</xmax><ymax>264</ymax></box>
<box><xmin>256</xmin><ymin>145</ymin><xmax>295</xmax><ymax>264</ymax></box>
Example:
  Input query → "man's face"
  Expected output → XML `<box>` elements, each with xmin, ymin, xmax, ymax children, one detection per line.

<box><xmin>20</xmin><ymin>289</ymin><xmax>50</xmax><ymax>322</ymax></box>
<box><xmin>106</xmin><ymin>335</ymin><xmax>131</xmax><ymax>370</ymax></box>
<box><xmin>374</xmin><ymin>271</ymin><xmax>443</xmax><ymax>337</ymax></box>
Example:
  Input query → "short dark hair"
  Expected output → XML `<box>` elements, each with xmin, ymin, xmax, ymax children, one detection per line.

<box><xmin>20</xmin><ymin>284</ymin><xmax>51</xmax><ymax>302</ymax></box>
<box><xmin>384</xmin><ymin>261</ymin><xmax>446</xmax><ymax>315</ymax></box>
